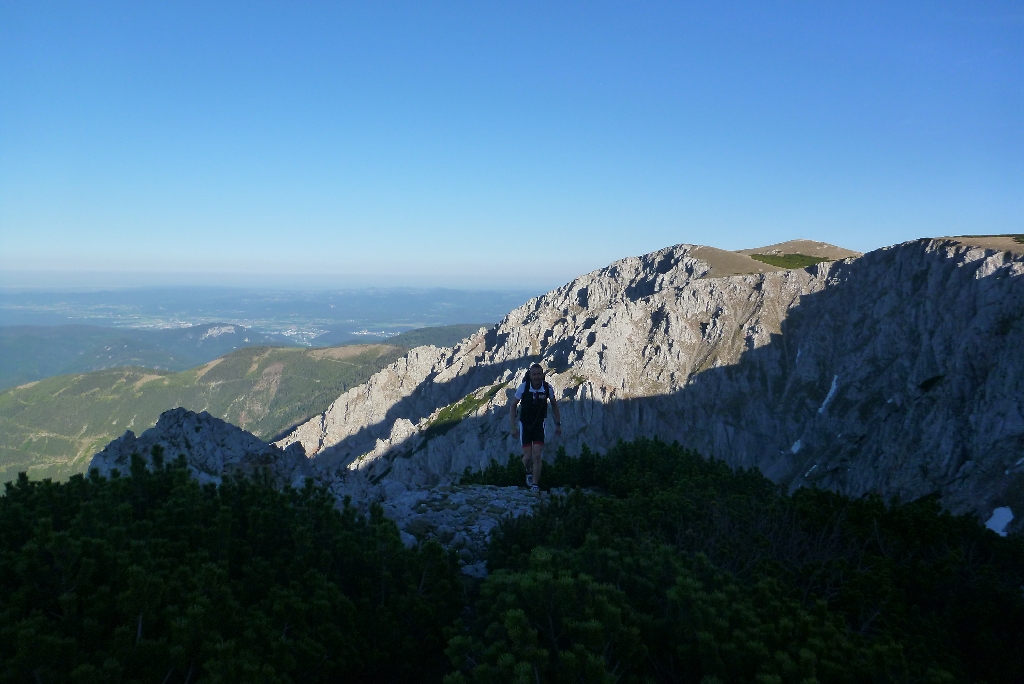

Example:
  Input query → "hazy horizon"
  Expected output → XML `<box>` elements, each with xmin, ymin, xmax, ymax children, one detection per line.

<box><xmin>0</xmin><ymin>269</ymin><xmax>563</xmax><ymax>291</ymax></box>
<box><xmin>0</xmin><ymin>233</ymin><xmax>991</xmax><ymax>291</ymax></box>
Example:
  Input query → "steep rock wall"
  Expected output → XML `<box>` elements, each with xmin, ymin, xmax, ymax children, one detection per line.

<box><xmin>276</xmin><ymin>240</ymin><xmax>1024</xmax><ymax>529</ymax></box>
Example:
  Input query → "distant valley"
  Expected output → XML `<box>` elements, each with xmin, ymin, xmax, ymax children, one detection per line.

<box><xmin>0</xmin><ymin>323</ymin><xmax>298</xmax><ymax>390</ymax></box>
<box><xmin>0</xmin><ymin>286</ymin><xmax>537</xmax><ymax>342</ymax></box>
<box><xmin>0</xmin><ymin>324</ymin><xmax>485</xmax><ymax>484</ymax></box>
<box><xmin>0</xmin><ymin>286</ymin><xmax>534</xmax><ymax>388</ymax></box>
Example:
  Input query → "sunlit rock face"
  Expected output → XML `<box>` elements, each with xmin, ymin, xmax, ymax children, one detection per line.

<box><xmin>272</xmin><ymin>239</ymin><xmax>1024</xmax><ymax>531</ymax></box>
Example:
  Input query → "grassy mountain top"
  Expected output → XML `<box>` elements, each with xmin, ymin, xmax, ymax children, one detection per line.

<box><xmin>736</xmin><ymin>239</ymin><xmax>862</xmax><ymax>260</ymax></box>
<box><xmin>944</xmin><ymin>234</ymin><xmax>1024</xmax><ymax>253</ymax></box>
<box><xmin>687</xmin><ymin>242</ymin><xmax>856</xmax><ymax>278</ymax></box>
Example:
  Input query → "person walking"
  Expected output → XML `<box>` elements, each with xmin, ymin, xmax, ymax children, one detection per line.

<box><xmin>509</xmin><ymin>363</ymin><xmax>561</xmax><ymax>491</ymax></box>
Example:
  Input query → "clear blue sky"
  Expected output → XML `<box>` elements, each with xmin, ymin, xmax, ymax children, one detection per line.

<box><xmin>1</xmin><ymin>1</ymin><xmax>1021</xmax><ymax>289</ymax></box>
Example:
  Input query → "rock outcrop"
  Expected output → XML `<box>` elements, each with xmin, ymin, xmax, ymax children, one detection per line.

<box><xmin>272</xmin><ymin>239</ymin><xmax>1024</xmax><ymax>532</ymax></box>
<box><xmin>381</xmin><ymin>482</ymin><xmax>554</xmax><ymax>577</ymax></box>
<box><xmin>91</xmin><ymin>407</ymin><xmax>312</xmax><ymax>487</ymax></box>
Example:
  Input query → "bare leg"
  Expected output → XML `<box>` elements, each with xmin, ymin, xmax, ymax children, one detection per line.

<box><xmin>521</xmin><ymin>446</ymin><xmax>533</xmax><ymax>473</ymax></box>
<box><xmin>531</xmin><ymin>443</ymin><xmax>543</xmax><ymax>487</ymax></box>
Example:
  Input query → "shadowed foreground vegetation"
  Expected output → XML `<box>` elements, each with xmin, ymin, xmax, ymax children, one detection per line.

<box><xmin>458</xmin><ymin>441</ymin><xmax>1024</xmax><ymax>683</ymax></box>
<box><xmin>0</xmin><ymin>454</ymin><xmax>463</xmax><ymax>683</ymax></box>
<box><xmin>2</xmin><ymin>439</ymin><xmax>1022</xmax><ymax>682</ymax></box>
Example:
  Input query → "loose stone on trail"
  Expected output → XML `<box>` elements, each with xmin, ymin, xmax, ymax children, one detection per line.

<box><xmin>379</xmin><ymin>483</ymin><xmax>562</xmax><ymax>577</ymax></box>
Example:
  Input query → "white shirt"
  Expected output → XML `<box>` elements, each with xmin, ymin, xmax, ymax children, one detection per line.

<box><xmin>515</xmin><ymin>381</ymin><xmax>552</xmax><ymax>402</ymax></box>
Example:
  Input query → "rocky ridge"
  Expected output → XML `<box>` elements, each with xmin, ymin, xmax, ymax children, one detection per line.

<box><xmin>271</xmin><ymin>238</ymin><xmax>1024</xmax><ymax>532</ymax></box>
<box><xmin>89</xmin><ymin>238</ymin><xmax>1024</xmax><ymax>537</ymax></box>
<box><xmin>91</xmin><ymin>407</ymin><xmax>312</xmax><ymax>487</ymax></box>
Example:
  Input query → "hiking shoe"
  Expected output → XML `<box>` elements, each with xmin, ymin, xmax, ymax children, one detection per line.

<box><xmin>530</xmin><ymin>484</ymin><xmax>540</xmax><ymax>492</ymax></box>
<box><xmin>525</xmin><ymin>473</ymin><xmax>534</xmax><ymax>487</ymax></box>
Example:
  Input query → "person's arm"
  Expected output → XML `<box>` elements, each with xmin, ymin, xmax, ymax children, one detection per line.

<box><xmin>509</xmin><ymin>396</ymin><xmax>520</xmax><ymax>436</ymax></box>
<box><xmin>550</xmin><ymin>390</ymin><xmax>562</xmax><ymax>437</ymax></box>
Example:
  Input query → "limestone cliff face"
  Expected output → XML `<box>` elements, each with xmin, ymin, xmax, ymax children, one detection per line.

<box><xmin>275</xmin><ymin>239</ymin><xmax>1024</xmax><ymax>530</ymax></box>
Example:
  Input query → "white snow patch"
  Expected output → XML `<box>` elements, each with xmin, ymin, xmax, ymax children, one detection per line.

<box><xmin>790</xmin><ymin>440</ymin><xmax>802</xmax><ymax>454</ymax></box>
<box><xmin>804</xmin><ymin>464</ymin><xmax>818</xmax><ymax>478</ymax></box>
<box><xmin>201</xmin><ymin>325</ymin><xmax>236</xmax><ymax>340</ymax></box>
<box><xmin>191</xmin><ymin>469</ymin><xmax>223</xmax><ymax>487</ymax></box>
<box><xmin>818</xmin><ymin>375</ymin><xmax>838</xmax><ymax>414</ymax></box>
<box><xmin>985</xmin><ymin>507</ymin><xmax>1014</xmax><ymax>537</ymax></box>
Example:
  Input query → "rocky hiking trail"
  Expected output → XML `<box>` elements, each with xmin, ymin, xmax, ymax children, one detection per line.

<box><xmin>380</xmin><ymin>482</ymin><xmax>561</xmax><ymax>578</ymax></box>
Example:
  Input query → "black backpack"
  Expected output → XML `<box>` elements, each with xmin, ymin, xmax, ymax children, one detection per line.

<box><xmin>519</xmin><ymin>373</ymin><xmax>551</xmax><ymax>424</ymax></box>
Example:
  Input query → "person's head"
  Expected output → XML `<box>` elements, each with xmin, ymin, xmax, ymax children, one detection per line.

<box><xmin>528</xmin><ymin>363</ymin><xmax>544</xmax><ymax>388</ymax></box>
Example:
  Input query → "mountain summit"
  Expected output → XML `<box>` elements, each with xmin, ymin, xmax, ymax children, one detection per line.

<box><xmin>91</xmin><ymin>238</ymin><xmax>1024</xmax><ymax>532</ymax></box>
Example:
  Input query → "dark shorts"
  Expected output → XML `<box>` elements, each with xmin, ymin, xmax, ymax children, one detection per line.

<box><xmin>520</xmin><ymin>421</ymin><xmax>545</xmax><ymax>446</ymax></box>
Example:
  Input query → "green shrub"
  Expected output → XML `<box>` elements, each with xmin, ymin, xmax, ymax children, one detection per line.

<box><xmin>445</xmin><ymin>547</ymin><xmax>647</xmax><ymax>684</ymax></box>
<box><xmin>5</xmin><ymin>439</ymin><xmax>1023</xmax><ymax>683</ymax></box>
<box><xmin>0</xmin><ymin>456</ymin><xmax>463</xmax><ymax>683</ymax></box>
<box><xmin>422</xmin><ymin>384</ymin><xmax>504</xmax><ymax>444</ymax></box>
<box><xmin>467</xmin><ymin>440</ymin><xmax>1024</xmax><ymax>683</ymax></box>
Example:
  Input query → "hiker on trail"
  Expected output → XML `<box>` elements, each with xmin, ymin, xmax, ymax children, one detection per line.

<box><xmin>509</xmin><ymin>363</ymin><xmax>561</xmax><ymax>491</ymax></box>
